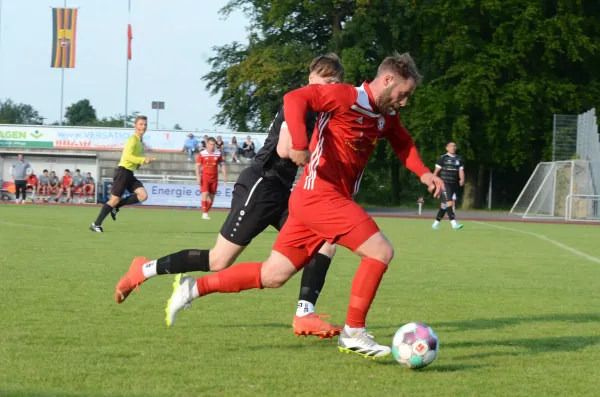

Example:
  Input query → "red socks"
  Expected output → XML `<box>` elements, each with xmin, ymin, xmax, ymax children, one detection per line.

<box><xmin>346</xmin><ymin>258</ymin><xmax>388</xmax><ymax>328</ymax></box>
<box><xmin>207</xmin><ymin>200</ymin><xmax>213</xmax><ymax>212</ymax></box>
<box><xmin>196</xmin><ymin>262</ymin><xmax>263</xmax><ymax>296</ymax></box>
<box><xmin>201</xmin><ymin>200</ymin><xmax>207</xmax><ymax>213</ymax></box>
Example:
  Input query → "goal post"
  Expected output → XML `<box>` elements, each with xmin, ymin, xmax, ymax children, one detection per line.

<box><xmin>565</xmin><ymin>194</ymin><xmax>600</xmax><ymax>222</ymax></box>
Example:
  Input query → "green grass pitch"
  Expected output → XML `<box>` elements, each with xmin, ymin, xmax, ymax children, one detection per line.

<box><xmin>1</xmin><ymin>205</ymin><xmax>600</xmax><ymax>397</ymax></box>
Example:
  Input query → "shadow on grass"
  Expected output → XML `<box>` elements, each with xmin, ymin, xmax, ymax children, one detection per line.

<box><xmin>374</xmin><ymin>361</ymin><xmax>490</xmax><ymax>372</ymax></box>
<box><xmin>369</xmin><ymin>312</ymin><xmax>600</xmax><ymax>333</ymax></box>
<box><xmin>217</xmin><ymin>322</ymin><xmax>289</xmax><ymax>329</ymax></box>
<box><xmin>448</xmin><ymin>334</ymin><xmax>600</xmax><ymax>357</ymax></box>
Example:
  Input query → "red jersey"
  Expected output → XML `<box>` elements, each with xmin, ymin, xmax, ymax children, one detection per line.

<box><xmin>27</xmin><ymin>175</ymin><xmax>38</xmax><ymax>186</ymax></box>
<box><xmin>197</xmin><ymin>149</ymin><xmax>224</xmax><ymax>179</ymax></box>
<box><xmin>283</xmin><ymin>81</ymin><xmax>430</xmax><ymax>197</ymax></box>
<box><xmin>62</xmin><ymin>175</ymin><xmax>72</xmax><ymax>187</ymax></box>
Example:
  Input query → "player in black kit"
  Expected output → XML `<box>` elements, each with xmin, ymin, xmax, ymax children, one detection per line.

<box><xmin>114</xmin><ymin>54</ymin><xmax>346</xmax><ymax>339</ymax></box>
<box><xmin>432</xmin><ymin>141</ymin><xmax>464</xmax><ymax>230</ymax></box>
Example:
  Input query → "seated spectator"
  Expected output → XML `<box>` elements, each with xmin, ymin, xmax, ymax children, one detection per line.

<box><xmin>242</xmin><ymin>135</ymin><xmax>256</xmax><ymax>159</ymax></box>
<box><xmin>82</xmin><ymin>172</ymin><xmax>96</xmax><ymax>202</ymax></box>
<box><xmin>229</xmin><ymin>136</ymin><xmax>240</xmax><ymax>163</ymax></box>
<box><xmin>38</xmin><ymin>169</ymin><xmax>50</xmax><ymax>201</ymax></box>
<box><xmin>182</xmin><ymin>133</ymin><xmax>199</xmax><ymax>161</ymax></box>
<box><xmin>48</xmin><ymin>171</ymin><xmax>60</xmax><ymax>200</ymax></box>
<box><xmin>26</xmin><ymin>172</ymin><xmax>38</xmax><ymax>201</ymax></box>
<box><xmin>72</xmin><ymin>169</ymin><xmax>84</xmax><ymax>200</ymax></box>
<box><xmin>56</xmin><ymin>169</ymin><xmax>73</xmax><ymax>203</ymax></box>
<box><xmin>215</xmin><ymin>135</ymin><xmax>225</xmax><ymax>151</ymax></box>
<box><xmin>200</xmin><ymin>135</ymin><xmax>209</xmax><ymax>151</ymax></box>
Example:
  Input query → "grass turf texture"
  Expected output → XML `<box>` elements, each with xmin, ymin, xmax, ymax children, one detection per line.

<box><xmin>1</xmin><ymin>205</ymin><xmax>600</xmax><ymax>397</ymax></box>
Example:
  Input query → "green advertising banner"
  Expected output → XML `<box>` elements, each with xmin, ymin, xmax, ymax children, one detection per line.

<box><xmin>0</xmin><ymin>129</ymin><xmax>54</xmax><ymax>148</ymax></box>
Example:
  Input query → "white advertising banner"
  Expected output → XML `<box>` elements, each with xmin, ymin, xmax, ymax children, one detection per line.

<box><xmin>0</xmin><ymin>125</ymin><xmax>266</xmax><ymax>153</ymax></box>
<box><xmin>142</xmin><ymin>183</ymin><xmax>233</xmax><ymax>208</ymax></box>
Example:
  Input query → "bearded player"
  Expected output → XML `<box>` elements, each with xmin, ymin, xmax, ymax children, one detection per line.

<box><xmin>196</xmin><ymin>137</ymin><xmax>227</xmax><ymax>220</ymax></box>
<box><xmin>115</xmin><ymin>54</ymin><xmax>348</xmax><ymax>339</ymax></box>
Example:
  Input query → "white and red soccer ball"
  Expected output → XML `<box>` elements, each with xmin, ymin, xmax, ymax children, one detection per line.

<box><xmin>392</xmin><ymin>322</ymin><xmax>439</xmax><ymax>369</ymax></box>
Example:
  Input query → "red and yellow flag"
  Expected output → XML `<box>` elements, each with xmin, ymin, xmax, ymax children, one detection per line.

<box><xmin>51</xmin><ymin>8</ymin><xmax>78</xmax><ymax>68</ymax></box>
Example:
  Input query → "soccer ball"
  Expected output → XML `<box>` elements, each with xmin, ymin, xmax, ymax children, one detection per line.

<box><xmin>392</xmin><ymin>322</ymin><xmax>439</xmax><ymax>369</ymax></box>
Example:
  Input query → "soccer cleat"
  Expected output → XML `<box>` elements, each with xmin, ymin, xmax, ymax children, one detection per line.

<box><xmin>293</xmin><ymin>314</ymin><xmax>343</xmax><ymax>339</ymax></box>
<box><xmin>432</xmin><ymin>223</ymin><xmax>440</xmax><ymax>230</ymax></box>
<box><xmin>110</xmin><ymin>207</ymin><xmax>119</xmax><ymax>221</ymax></box>
<box><xmin>89</xmin><ymin>223</ymin><xmax>104</xmax><ymax>233</ymax></box>
<box><xmin>202</xmin><ymin>213</ymin><xmax>210</xmax><ymax>220</ymax></box>
<box><xmin>454</xmin><ymin>223</ymin><xmax>464</xmax><ymax>230</ymax></box>
<box><xmin>115</xmin><ymin>256</ymin><xmax>150</xmax><ymax>303</ymax></box>
<box><xmin>338</xmin><ymin>329</ymin><xmax>392</xmax><ymax>359</ymax></box>
<box><xmin>165</xmin><ymin>274</ymin><xmax>196</xmax><ymax>327</ymax></box>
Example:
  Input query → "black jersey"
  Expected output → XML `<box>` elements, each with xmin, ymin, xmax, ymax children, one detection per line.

<box><xmin>435</xmin><ymin>153</ymin><xmax>464</xmax><ymax>184</ymax></box>
<box><xmin>251</xmin><ymin>105</ymin><xmax>318</xmax><ymax>189</ymax></box>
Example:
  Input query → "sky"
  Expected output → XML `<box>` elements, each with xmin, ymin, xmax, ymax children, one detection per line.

<box><xmin>0</xmin><ymin>0</ymin><xmax>249</xmax><ymax>131</ymax></box>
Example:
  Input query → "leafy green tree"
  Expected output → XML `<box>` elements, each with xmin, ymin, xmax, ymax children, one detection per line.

<box><xmin>0</xmin><ymin>99</ymin><xmax>43</xmax><ymax>125</ymax></box>
<box><xmin>65</xmin><ymin>99</ymin><xmax>97</xmax><ymax>126</ymax></box>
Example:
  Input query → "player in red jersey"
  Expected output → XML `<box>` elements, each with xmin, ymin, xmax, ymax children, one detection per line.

<box><xmin>196</xmin><ymin>137</ymin><xmax>227</xmax><ymax>219</ymax></box>
<box><xmin>165</xmin><ymin>53</ymin><xmax>444</xmax><ymax>359</ymax></box>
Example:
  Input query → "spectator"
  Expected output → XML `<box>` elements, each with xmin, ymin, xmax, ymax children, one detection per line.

<box><xmin>182</xmin><ymin>133</ymin><xmax>199</xmax><ymax>161</ymax></box>
<box><xmin>56</xmin><ymin>169</ymin><xmax>73</xmax><ymax>203</ymax></box>
<box><xmin>72</xmin><ymin>169</ymin><xmax>84</xmax><ymax>200</ymax></box>
<box><xmin>26</xmin><ymin>172</ymin><xmax>38</xmax><ymax>202</ymax></box>
<box><xmin>10</xmin><ymin>153</ymin><xmax>32</xmax><ymax>204</ymax></box>
<box><xmin>241</xmin><ymin>135</ymin><xmax>256</xmax><ymax>159</ymax></box>
<box><xmin>83</xmin><ymin>172</ymin><xmax>96</xmax><ymax>202</ymax></box>
<box><xmin>229</xmin><ymin>136</ymin><xmax>240</xmax><ymax>163</ymax></box>
<box><xmin>48</xmin><ymin>171</ymin><xmax>60</xmax><ymax>201</ymax></box>
<box><xmin>38</xmin><ymin>169</ymin><xmax>50</xmax><ymax>201</ymax></box>
<box><xmin>215</xmin><ymin>135</ymin><xmax>225</xmax><ymax>151</ymax></box>
<box><xmin>200</xmin><ymin>135</ymin><xmax>209</xmax><ymax>150</ymax></box>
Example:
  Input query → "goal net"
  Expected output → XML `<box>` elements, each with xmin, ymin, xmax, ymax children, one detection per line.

<box><xmin>565</xmin><ymin>194</ymin><xmax>600</xmax><ymax>222</ymax></box>
<box><xmin>510</xmin><ymin>160</ymin><xmax>596</xmax><ymax>220</ymax></box>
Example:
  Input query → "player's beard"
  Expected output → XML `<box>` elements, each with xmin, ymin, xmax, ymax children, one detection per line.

<box><xmin>376</xmin><ymin>84</ymin><xmax>398</xmax><ymax>115</ymax></box>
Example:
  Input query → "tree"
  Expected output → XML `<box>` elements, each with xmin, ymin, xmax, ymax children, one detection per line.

<box><xmin>0</xmin><ymin>99</ymin><xmax>43</xmax><ymax>124</ymax></box>
<box><xmin>91</xmin><ymin>112</ymin><xmax>140</xmax><ymax>128</ymax></box>
<box><xmin>65</xmin><ymin>99</ymin><xmax>97</xmax><ymax>126</ymax></box>
<box><xmin>174</xmin><ymin>124</ymin><xmax>183</xmax><ymax>130</ymax></box>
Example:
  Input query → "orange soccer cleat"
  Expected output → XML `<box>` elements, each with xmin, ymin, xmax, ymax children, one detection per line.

<box><xmin>115</xmin><ymin>256</ymin><xmax>150</xmax><ymax>303</ymax></box>
<box><xmin>293</xmin><ymin>313</ymin><xmax>343</xmax><ymax>339</ymax></box>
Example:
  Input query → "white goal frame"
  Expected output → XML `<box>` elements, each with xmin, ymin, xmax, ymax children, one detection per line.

<box><xmin>565</xmin><ymin>194</ymin><xmax>600</xmax><ymax>222</ymax></box>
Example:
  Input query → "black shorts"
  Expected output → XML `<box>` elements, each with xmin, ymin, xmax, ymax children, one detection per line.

<box><xmin>112</xmin><ymin>167</ymin><xmax>143</xmax><ymax>197</ymax></box>
<box><xmin>220</xmin><ymin>167</ymin><xmax>290</xmax><ymax>246</ymax></box>
<box><xmin>440</xmin><ymin>181</ymin><xmax>458</xmax><ymax>203</ymax></box>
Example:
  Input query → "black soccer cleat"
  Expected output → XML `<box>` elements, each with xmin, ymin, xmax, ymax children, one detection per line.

<box><xmin>89</xmin><ymin>223</ymin><xmax>104</xmax><ymax>233</ymax></box>
<box><xmin>110</xmin><ymin>207</ymin><xmax>119</xmax><ymax>221</ymax></box>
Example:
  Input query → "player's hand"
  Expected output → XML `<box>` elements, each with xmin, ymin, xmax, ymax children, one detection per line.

<box><xmin>420</xmin><ymin>173</ymin><xmax>444</xmax><ymax>198</ymax></box>
<box><xmin>289</xmin><ymin>149</ymin><xmax>310</xmax><ymax>166</ymax></box>
<box><xmin>459</xmin><ymin>179</ymin><xmax>465</xmax><ymax>187</ymax></box>
<box><xmin>144</xmin><ymin>157</ymin><xmax>151</xmax><ymax>164</ymax></box>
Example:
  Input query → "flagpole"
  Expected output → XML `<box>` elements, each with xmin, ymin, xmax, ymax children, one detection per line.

<box><xmin>59</xmin><ymin>0</ymin><xmax>66</xmax><ymax>125</ymax></box>
<box><xmin>124</xmin><ymin>0</ymin><xmax>131</xmax><ymax>128</ymax></box>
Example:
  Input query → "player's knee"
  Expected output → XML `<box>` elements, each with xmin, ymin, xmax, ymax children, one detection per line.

<box><xmin>209</xmin><ymin>256</ymin><xmax>233</xmax><ymax>271</ymax></box>
<box><xmin>137</xmin><ymin>191</ymin><xmax>148</xmax><ymax>202</ymax></box>
<box><xmin>318</xmin><ymin>243</ymin><xmax>336</xmax><ymax>259</ymax></box>
<box><xmin>260</xmin><ymin>253</ymin><xmax>297</xmax><ymax>288</ymax></box>
<box><xmin>378</xmin><ymin>242</ymin><xmax>394</xmax><ymax>265</ymax></box>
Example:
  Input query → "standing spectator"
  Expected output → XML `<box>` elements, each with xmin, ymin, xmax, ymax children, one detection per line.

<box><xmin>56</xmin><ymin>169</ymin><xmax>73</xmax><ymax>203</ymax></box>
<box><xmin>182</xmin><ymin>133</ymin><xmax>199</xmax><ymax>161</ymax></box>
<box><xmin>38</xmin><ymin>169</ymin><xmax>50</xmax><ymax>201</ymax></box>
<box><xmin>10</xmin><ymin>153</ymin><xmax>32</xmax><ymax>204</ymax></box>
<box><xmin>26</xmin><ymin>172</ymin><xmax>38</xmax><ymax>201</ymax></box>
<box><xmin>241</xmin><ymin>135</ymin><xmax>256</xmax><ymax>160</ymax></box>
<box><xmin>72</xmin><ymin>169</ymin><xmax>84</xmax><ymax>201</ymax></box>
<box><xmin>82</xmin><ymin>172</ymin><xmax>96</xmax><ymax>202</ymax></box>
<box><xmin>215</xmin><ymin>135</ymin><xmax>225</xmax><ymax>151</ymax></box>
<box><xmin>229</xmin><ymin>136</ymin><xmax>240</xmax><ymax>163</ymax></box>
<box><xmin>48</xmin><ymin>171</ymin><xmax>60</xmax><ymax>201</ymax></box>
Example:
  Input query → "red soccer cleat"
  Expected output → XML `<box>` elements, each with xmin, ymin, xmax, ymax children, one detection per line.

<box><xmin>293</xmin><ymin>313</ymin><xmax>343</xmax><ymax>339</ymax></box>
<box><xmin>115</xmin><ymin>256</ymin><xmax>150</xmax><ymax>303</ymax></box>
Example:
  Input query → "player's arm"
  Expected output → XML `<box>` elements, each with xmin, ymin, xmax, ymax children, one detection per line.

<box><xmin>433</xmin><ymin>156</ymin><xmax>442</xmax><ymax>177</ymax></box>
<box><xmin>459</xmin><ymin>160</ymin><xmax>465</xmax><ymax>186</ymax></box>
<box><xmin>122</xmin><ymin>137</ymin><xmax>147</xmax><ymax>165</ymax></box>
<box><xmin>10</xmin><ymin>164</ymin><xmax>15</xmax><ymax>180</ymax></box>
<box><xmin>277</xmin><ymin>123</ymin><xmax>291</xmax><ymax>158</ymax></box>
<box><xmin>283</xmin><ymin>84</ymin><xmax>356</xmax><ymax>164</ymax></box>
<box><xmin>384</xmin><ymin>118</ymin><xmax>443</xmax><ymax>198</ymax></box>
<box><xmin>195</xmin><ymin>163</ymin><xmax>202</xmax><ymax>184</ymax></box>
<box><xmin>220</xmin><ymin>163</ymin><xmax>227</xmax><ymax>184</ymax></box>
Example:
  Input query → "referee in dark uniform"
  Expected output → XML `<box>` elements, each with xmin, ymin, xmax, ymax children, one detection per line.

<box><xmin>432</xmin><ymin>141</ymin><xmax>464</xmax><ymax>230</ymax></box>
<box><xmin>90</xmin><ymin>115</ymin><xmax>154</xmax><ymax>232</ymax></box>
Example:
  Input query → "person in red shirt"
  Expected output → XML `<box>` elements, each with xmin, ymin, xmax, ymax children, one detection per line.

<box><xmin>56</xmin><ymin>169</ymin><xmax>73</xmax><ymax>203</ymax></box>
<box><xmin>195</xmin><ymin>137</ymin><xmax>227</xmax><ymax>220</ymax></box>
<box><xmin>26</xmin><ymin>173</ymin><xmax>38</xmax><ymax>201</ymax></box>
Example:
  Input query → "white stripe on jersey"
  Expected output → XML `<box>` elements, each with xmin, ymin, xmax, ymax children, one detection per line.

<box><xmin>304</xmin><ymin>113</ymin><xmax>331</xmax><ymax>190</ymax></box>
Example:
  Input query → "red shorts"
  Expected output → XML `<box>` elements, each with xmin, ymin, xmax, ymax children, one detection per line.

<box><xmin>273</xmin><ymin>188</ymin><xmax>380</xmax><ymax>269</ymax></box>
<box><xmin>201</xmin><ymin>178</ymin><xmax>218</xmax><ymax>194</ymax></box>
